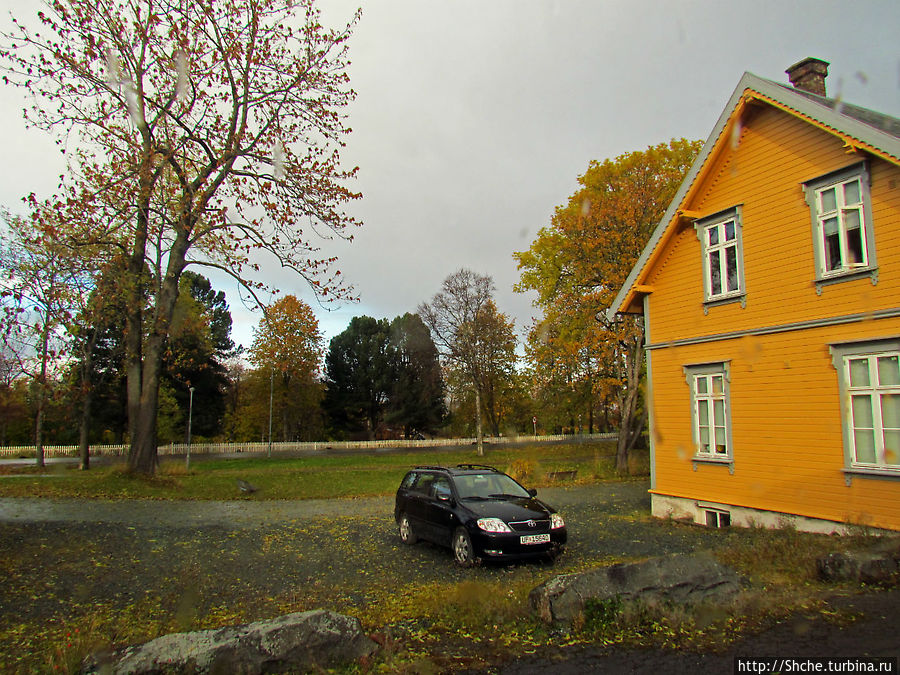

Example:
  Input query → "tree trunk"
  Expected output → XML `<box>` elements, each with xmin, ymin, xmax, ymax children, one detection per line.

<box><xmin>587</xmin><ymin>365</ymin><xmax>595</xmax><ymax>434</ymax></box>
<box><xmin>125</xmin><ymin>296</ymin><xmax>143</xmax><ymax>450</ymax></box>
<box><xmin>616</xmin><ymin>327</ymin><xmax>646</xmax><ymax>474</ymax></box>
<box><xmin>126</xmin><ymin>223</ymin><xmax>190</xmax><ymax>474</ymax></box>
<box><xmin>34</xmin><ymin>322</ymin><xmax>49</xmax><ymax>469</ymax></box>
<box><xmin>604</xmin><ymin>393</ymin><xmax>610</xmax><ymax>432</ymax></box>
<box><xmin>127</xmin><ymin>331</ymin><xmax>165</xmax><ymax>473</ymax></box>
<box><xmin>484</xmin><ymin>380</ymin><xmax>500</xmax><ymax>437</ymax></box>
<box><xmin>78</xmin><ymin>388</ymin><xmax>92</xmax><ymax>471</ymax></box>
<box><xmin>77</xmin><ymin>328</ymin><xmax>99</xmax><ymax>471</ymax></box>
<box><xmin>124</xmin><ymin>248</ymin><xmax>147</xmax><ymax>454</ymax></box>
<box><xmin>474</xmin><ymin>384</ymin><xmax>484</xmax><ymax>456</ymax></box>
<box><xmin>125</xmin><ymin>130</ymin><xmax>157</xmax><ymax>473</ymax></box>
<box><xmin>367</xmin><ymin>400</ymin><xmax>377</xmax><ymax>440</ymax></box>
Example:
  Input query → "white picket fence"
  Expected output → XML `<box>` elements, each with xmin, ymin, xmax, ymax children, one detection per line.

<box><xmin>0</xmin><ymin>433</ymin><xmax>618</xmax><ymax>459</ymax></box>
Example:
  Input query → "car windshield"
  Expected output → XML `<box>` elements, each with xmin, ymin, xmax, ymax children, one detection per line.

<box><xmin>454</xmin><ymin>473</ymin><xmax>531</xmax><ymax>500</ymax></box>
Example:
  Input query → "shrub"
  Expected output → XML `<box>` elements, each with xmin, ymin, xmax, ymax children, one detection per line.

<box><xmin>507</xmin><ymin>459</ymin><xmax>537</xmax><ymax>484</ymax></box>
<box><xmin>582</xmin><ymin>595</ymin><xmax>623</xmax><ymax>631</ymax></box>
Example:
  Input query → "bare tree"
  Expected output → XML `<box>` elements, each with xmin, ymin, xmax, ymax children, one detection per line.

<box><xmin>474</xmin><ymin>301</ymin><xmax>517</xmax><ymax>437</ymax></box>
<box><xmin>2</xmin><ymin>0</ymin><xmax>361</xmax><ymax>473</ymax></box>
<box><xmin>419</xmin><ymin>269</ymin><xmax>496</xmax><ymax>456</ymax></box>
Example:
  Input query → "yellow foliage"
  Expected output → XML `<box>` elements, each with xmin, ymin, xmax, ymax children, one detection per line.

<box><xmin>507</xmin><ymin>458</ymin><xmax>537</xmax><ymax>483</ymax></box>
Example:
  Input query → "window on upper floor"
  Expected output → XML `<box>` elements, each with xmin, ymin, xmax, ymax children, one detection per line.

<box><xmin>831</xmin><ymin>339</ymin><xmax>900</xmax><ymax>479</ymax></box>
<box><xmin>803</xmin><ymin>163</ymin><xmax>876</xmax><ymax>289</ymax></box>
<box><xmin>695</xmin><ymin>207</ymin><xmax>745</xmax><ymax>306</ymax></box>
<box><xmin>685</xmin><ymin>362</ymin><xmax>733</xmax><ymax>463</ymax></box>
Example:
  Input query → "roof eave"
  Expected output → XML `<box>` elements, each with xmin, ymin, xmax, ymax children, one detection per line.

<box><xmin>606</xmin><ymin>73</ymin><xmax>753</xmax><ymax>320</ymax></box>
<box><xmin>606</xmin><ymin>72</ymin><xmax>900</xmax><ymax>322</ymax></box>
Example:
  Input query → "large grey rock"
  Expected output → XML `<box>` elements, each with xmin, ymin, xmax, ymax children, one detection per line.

<box><xmin>817</xmin><ymin>539</ymin><xmax>900</xmax><ymax>585</ymax></box>
<box><xmin>82</xmin><ymin>609</ymin><xmax>377</xmax><ymax>674</ymax></box>
<box><xmin>529</xmin><ymin>552</ymin><xmax>745</xmax><ymax>626</ymax></box>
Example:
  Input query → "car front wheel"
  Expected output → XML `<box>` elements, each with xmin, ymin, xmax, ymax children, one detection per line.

<box><xmin>452</xmin><ymin>527</ymin><xmax>476</xmax><ymax>567</ymax></box>
<box><xmin>398</xmin><ymin>513</ymin><xmax>417</xmax><ymax>545</ymax></box>
<box><xmin>547</xmin><ymin>544</ymin><xmax>565</xmax><ymax>563</ymax></box>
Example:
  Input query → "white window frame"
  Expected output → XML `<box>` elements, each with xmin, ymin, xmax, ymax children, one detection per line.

<box><xmin>803</xmin><ymin>163</ymin><xmax>877</xmax><ymax>292</ymax></box>
<box><xmin>684</xmin><ymin>362</ymin><xmax>734</xmax><ymax>471</ymax></box>
<box><xmin>704</xmin><ymin>509</ymin><xmax>731</xmax><ymax>528</ymax></box>
<box><xmin>830</xmin><ymin>338</ymin><xmax>900</xmax><ymax>483</ymax></box>
<box><xmin>695</xmin><ymin>207</ymin><xmax>745</xmax><ymax>307</ymax></box>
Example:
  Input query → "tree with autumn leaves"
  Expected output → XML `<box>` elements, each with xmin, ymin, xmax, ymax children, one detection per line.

<box><xmin>248</xmin><ymin>295</ymin><xmax>324</xmax><ymax>443</ymax></box>
<box><xmin>515</xmin><ymin>139</ymin><xmax>702</xmax><ymax>472</ymax></box>
<box><xmin>1</xmin><ymin>0</ymin><xmax>360</xmax><ymax>473</ymax></box>
<box><xmin>0</xmin><ymin>211</ymin><xmax>93</xmax><ymax>467</ymax></box>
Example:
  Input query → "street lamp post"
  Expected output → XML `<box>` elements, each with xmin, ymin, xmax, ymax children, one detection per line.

<box><xmin>267</xmin><ymin>369</ymin><xmax>274</xmax><ymax>459</ymax></box>
<box><xmin>187</xmin><ymin>386</ymin><xmax>195</xmax><ymax>471</ymax></box>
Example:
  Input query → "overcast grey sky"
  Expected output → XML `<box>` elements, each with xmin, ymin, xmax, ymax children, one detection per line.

<box><xmin>2</xmin><ymin>0</ymin><xmax>899</xmax><ymax>353</ymax></box>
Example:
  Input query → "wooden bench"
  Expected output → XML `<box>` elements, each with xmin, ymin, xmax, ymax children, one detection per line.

<box><xmin>548</xmin><ymin>470</ymin><xmax>577</xmax><ymax>481</ymax></box>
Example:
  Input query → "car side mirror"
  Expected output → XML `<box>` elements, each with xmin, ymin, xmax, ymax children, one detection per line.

<box><xmin>437</xmin><ymin>493</ymin><xmax>454</xmax><ymax>505</ymax></box>
<box><xmin>528</xmin><ymin>488</ymin><xmax>537</xmax><ymax>497</ymax></box>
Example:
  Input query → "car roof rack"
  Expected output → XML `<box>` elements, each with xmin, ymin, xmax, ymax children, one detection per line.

<box><xmin>455</xmin><ymin>464</ymin><xmax>498</xmax><ymax>471</ymax></box>
<box><xmin>414</xmin><ymin>465</ymin><xmax>449</xmax><ymax>471</ymax></box>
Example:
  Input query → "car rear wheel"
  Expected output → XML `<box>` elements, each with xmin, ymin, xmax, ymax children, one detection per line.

<box><xmin>452</xmin><ymin>527</ymin><xmax>475</xmax><ymax>567</ymax></box>
<box><xmin>398</xmin><ymin>513</ymin><xmax>417</xmax><ymax>545</ymax></box>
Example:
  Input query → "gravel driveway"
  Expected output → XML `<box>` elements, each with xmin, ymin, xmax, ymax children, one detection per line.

<box><xmin>2</xmin><ymin>481</ymin><xmax>896</xmax><ymax>673</ymax></box>
<box><xmin>3</xmin><ymin>481</ymin><xmax>715</xmax><ymax>616</ymax></box>
<box><xmin>0</xmin><ymin>481</ymin><xmax>726</xmax><ymax>601</ymax></box>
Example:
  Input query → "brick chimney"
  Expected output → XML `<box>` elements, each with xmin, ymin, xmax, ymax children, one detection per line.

<box><xmin>786</xmin><ymin>57</ymin><xmax>830</xmax><ymax>97</ymax></box>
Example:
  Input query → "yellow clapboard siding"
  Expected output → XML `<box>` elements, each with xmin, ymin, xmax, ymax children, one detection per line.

<box><xmin>646</xmin><ymin>128</ymin><xmax>900</xmax><ymax>539</ymax></box>
<box><xmin>649</xmin><ymin>323</ymin><xmax>900</xmax><ymax>530</ymax></box>
<box><xmin>649</xmin><ymin>137</ymin><xmax>900</xmax><ymax>343</ymax></box>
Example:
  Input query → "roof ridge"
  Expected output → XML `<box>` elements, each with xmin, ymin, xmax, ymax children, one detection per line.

<box><xmin>751</xmin><ymin>73</ymin><xmax>900</xmax><ymax>139</ymax></box>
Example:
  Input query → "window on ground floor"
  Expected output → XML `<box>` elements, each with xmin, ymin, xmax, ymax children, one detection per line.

<box><xmin>831</xmin><ymin>339</ymin><xmax>900</xmax><ymax>475</ymax></box>
<box><xmin>705</xmin><ymin>509</ymin><xmax>731</xmax><ymax>528</ymax></box>
<box><xmin>684</xmin><ymin>362</ymin><xmax>732</xmax><ymax>461</ymax></box>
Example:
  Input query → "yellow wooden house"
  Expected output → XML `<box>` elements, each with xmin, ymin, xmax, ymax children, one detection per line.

<box><xmin>610</xmin><ymin>58</ymin><xmax>900</xmax><ymax>533</ymax></box>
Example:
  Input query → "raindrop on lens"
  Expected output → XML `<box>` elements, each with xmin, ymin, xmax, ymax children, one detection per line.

<box><xmin>105</xmin><ymin>50</ymin><xmax>121</xmax><ymax>87</ymax></box>
<box><xmin>272</xmin><ymin>139</ymin><xmax>285</xmax><ymax>180</ymax></box>
<box><xmin>175</xmin><ymin>50</ymin><xmax>189</xmax><ymax>101</ymax></box>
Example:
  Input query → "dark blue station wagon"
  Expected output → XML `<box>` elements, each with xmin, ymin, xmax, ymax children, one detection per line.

<box><xmin>394</xmin><ymin>464</ymin><xmax>567</xmax><ymax>566</ymax></box>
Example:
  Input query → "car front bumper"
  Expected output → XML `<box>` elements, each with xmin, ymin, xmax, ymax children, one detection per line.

<box><xmin>470</xmin><ymin>527</ymin><xmax>567</xmax><ymax>560</ymax></box>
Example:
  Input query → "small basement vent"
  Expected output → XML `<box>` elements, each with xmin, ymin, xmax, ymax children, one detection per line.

<box><xmin>705</xmin><ymin>510</ymin><xmax>731</xmax><ymax>528</ymax></box>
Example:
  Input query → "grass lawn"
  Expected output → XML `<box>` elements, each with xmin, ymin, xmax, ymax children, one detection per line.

<box><xmin>0</xmin><ymin>440</ymin><xmax>643</xmax><ymax>500</ymax></box>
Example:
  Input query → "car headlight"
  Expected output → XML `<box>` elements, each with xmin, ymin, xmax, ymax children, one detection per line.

<box><xmin>550</xmin><ymin>513</ymin><xmax>565</xmax><ymax>529</ymax></box>
<box><xmin>477</xmin><ymin>517</ymin><xmax>512</xmax><ymax>533</ymax></box>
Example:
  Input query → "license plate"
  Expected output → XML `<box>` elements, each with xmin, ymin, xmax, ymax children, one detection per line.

<box><xmin>520</xmin><ymin>534</ymin><xmax>550</xmax><ymax>545</ymax></box>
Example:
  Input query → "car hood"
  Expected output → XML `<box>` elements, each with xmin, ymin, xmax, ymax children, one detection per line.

<box><xmin>462</xmin><ymin>497</ymin><xmax>555</xmax><ymax>522</ymax></box>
